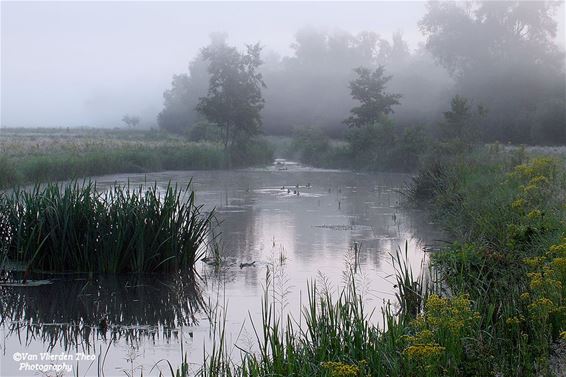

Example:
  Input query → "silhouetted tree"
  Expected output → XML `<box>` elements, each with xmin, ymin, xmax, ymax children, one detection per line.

<box><xmin>420</xmin><ymin>1</ymin><xmax>561</xmax><ymax>78</ymax></box>
<box><xmin>158</xmin><ymin>57</ymin><xmax>209</xmax><ymax>134</ymax></box>
<box><xmin>122</xmin><ymin>115</ymin><xmax>140</xmax><ymax>128</ymax></box>
<box><xmin>420</xmin><ymin>0</ymin><xmax>565</xmax><ymax>143</ymax></box>
<box><xmin>196</xmin><ymin>38</ymin><xmax>265</xmax><ymax>156</ymax></box>
<box><xmin>344</xmin><ymin>66</ymin><xmax>401</xmax><ymax>128</ymax></box>
<box><xmin>439</xmin><ymin>95</ymin><xmax>486</xmax><ymax>143</ymax></box>
<box><xmin>262</xmin><ymin>29</ymin><xmax>387</xmax><ymax>135</ymax></box>
<box><xmin>378</xmin><ymin>32</ymin><xmax>410</xmax><ymax>65</ymax></box>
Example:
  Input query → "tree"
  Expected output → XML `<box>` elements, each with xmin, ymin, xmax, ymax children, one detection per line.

<box><xmin>438</xmin><ymin>95</ymin><xmax>486</xmax><ymax>143</ymax></box>
<box><xmin>122</xmin><ymin>115</ymin><xmax>140</xmax><ymax>128</ymax></box>
<box><xmin>419</xmin><ymin>0</ymin><xmax>565</xmax><ymax>143</ymax></box>
<box><xmin>261</xmin><ymin>29</ymin><xmax>387</xmax><ymax>136</ymax></box>
<box><xmin>344</xmin><ymin>66</ymin><xmax>401</xmax><ymax>128</ymax></box>
<box><xmin>196</xmin><ymin>38</ymin><xmax>265</xmax><ymax>155</ymax></box>
<box><xmin>420</xmin><ymin>1</ymin><xmax>562</xmax><ymax>77</ymax></box>
<box><xmin>158</xmin><ymin>57</ymin><xmax>209</xmax><ymax>134</ymax></box>
<box><xmin>378</xmin><ymin>32</ymin><xmax>410</xmax><ymax>66</ymax></box>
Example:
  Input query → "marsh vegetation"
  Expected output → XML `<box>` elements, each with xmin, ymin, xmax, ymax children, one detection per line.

<box><xmin>1</xmin><ymin>180</ymin><xmax>215</xmax><ymax>273</ymax></box>
<box><xmin>2</xmin><ymin>1</ymin><xmax>566</xmax><ymax>376</ymax></box>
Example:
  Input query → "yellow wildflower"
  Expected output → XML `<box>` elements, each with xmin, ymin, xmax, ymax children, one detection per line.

<box><xmin>512</xmin><ymin>198</ymin><xmax>526</xmax><ymax>209</ymax></box>
<box><xmin>528</xmin><ymin>297</ymin><xmax>555</xmax><ymax>318</ymax></box>
<box><xmin>321</xmin><ymin>361</ymin><xmax>360</xmax><ymax>377</ymax></box>
<box><xmin>524</xmin><ymin>257</ymin><xmax>543</xmax><ymax>268</ymax></box>
<box><xmin>505</xmin><ymin>316</ymin><xmax>521</xmax><ymax>326</ymax></box>
<box><xmin>404</xmin><ymin>344</ymin><xmax>445</xmax><ymax>359</ymax></box>
<box><xmin>527</xmin><ymin>209</ymin><xmax>543</xmax><ymax>220</ymax></box>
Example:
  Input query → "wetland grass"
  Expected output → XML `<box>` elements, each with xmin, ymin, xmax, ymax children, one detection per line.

<box><xmin>0</xmin><ymin>128</ymin><xmax>274</xmax><ymax>188</ymax></box>
<box><xmin>189</xmin><ymin>254</ymin><xmax>459</xmax><ymax>377</ymax></box>
<box><xmin>0</xmin><ymin>144</ymin><xmax>226</xmax><ymax>189</ymax></box>
<box><xmin>0</xmin><ymin>181</ymin><xmax>214</xmax><ymax>273</ymax></box>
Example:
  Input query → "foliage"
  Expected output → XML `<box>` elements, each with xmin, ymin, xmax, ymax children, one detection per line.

<box><xmin>0</xmin><ymin>156</ymin><xmax>20</xmax><ymax>188</ymax></box>
<box><xmin>197</xmin><ymin>37</ymin><xmax>266</xmax><ymax>158</ymax></box>
<box><xmin>290</xmin><ymin>127</ymin><xmax>329</xmax><ymax>165</ymax></box>
<box><xmin>344</xmin><ymin>66</ymin><xmax>401</xmax><ymax>128</ymax></box>
<box><xmin>193</xmin><ymin>271</ymin><xmax>408</xmax><ymax>377</ymax></box>
<box><xmin>122</xmin><ymin>114</ymin><xmax>141</xmax><ymax>128</ymax></box>
<box><xmin>289</xmin><ymin>127</ymin><xmax>350</xmax><ymax>169</ymax></box>
<box><xmin>410</xmin><ymin>150</ymin><xmax>566</xmax><ymax>375</ymax></box>
<box><xmin>189</xmin><ymin>121</ymin><xmax>223</xmax><ymax>142</ymax></box>
<box><xmin>404</xmin><ymin>294</ymin><xmax>480</xmax><ymax>376</ymax></box>
<box><xmin>231</xmin><ymin>136</ymin><xmax>274</xmax><ymax>168</ymax></box>
<box><xmin>260</xmin><ymin>28</ymin><xmax>450</xmax><ymax>136</ymax></box>
<box><xmin>438</xmin><ymin>95</ymin><xmax>486</xmax><ymax>144</ymax></box>
<box><xmin>289</xmin><ymin>122</ymin><xmax>427</xmax><ymax>173</ymax></box>
<box><xmin>0</xmin><ymin>144</ymin><xmax>225</xmax><ymax>189</ymax></box>
<box><xmin>186</xmin><ymin>247</ymin><xmax>493</xmax><ymax>377</ymax></box>
<box><xmin>531</xmin><ymin>97</ymin><xmax>566</xmax><ymax>145</ymax></box>
<box><xmin>156</xmin><ymin>150</ymin><xmax>566</xmax><ymax>377</ymax></box>
<box><xmin>158</xmin><ymin>58</ymin><xmax>210</xmax><ymax>134</ymax></box>
<box><xmin>420</xmin><ymin>0</ymin><xmax>565</xmax><ymax>144</ymax></box>
<box><xmin>0</xmin><ymin>181</ymin><xmax>214</xmax><ymax>273</ymax></box>
<box><xmin>346</xmin><ymin>122</ymin><xmax>427</xmax><ymax>172</ymax></box>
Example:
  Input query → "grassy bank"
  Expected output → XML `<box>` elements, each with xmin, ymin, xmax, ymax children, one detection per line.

<box><xmin>407</xmin><ymin>146</ymin><xmax>566</xmax><ymax>375</ymax></box>
<box><xmin>0</xmin><ymin>128</ymin><xmax>273</xmax><ymax>188</ymax></box>
<box><xmin>0</xmin><ymin>181</ymin><xmax>214</xmax><ymax>273</ymax></box>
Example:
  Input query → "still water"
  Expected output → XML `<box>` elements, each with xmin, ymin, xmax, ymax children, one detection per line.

<box><xmin>0</xmin><ymin>163</ymin><xmax>442</xmax><ymax>376</ymax></box>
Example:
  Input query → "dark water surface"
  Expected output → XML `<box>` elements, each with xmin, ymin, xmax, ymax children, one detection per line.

<box><xmin>0</xmin><ymin>163</ymin><xmax>442</xmax><ymax>376</ymax></box>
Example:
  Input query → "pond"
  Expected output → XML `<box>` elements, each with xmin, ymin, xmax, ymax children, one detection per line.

<box><xmin>0</xmin><ymin>163</ymin><xmax>443</xmax><ymax>376</ymax></box>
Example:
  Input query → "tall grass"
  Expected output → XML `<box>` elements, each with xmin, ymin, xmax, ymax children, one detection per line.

<box><xmin>0</xmin><ymin>181</ymin><xmax>215</xmax><ymax>273</ymax></box>
<box><xmin>183</xmin><ymin>246</ymin><xmax>485</xmax><ymax>377</ymax></box>
<box><xmin>0</xmin><ymin>129</ymin><xmax>275</xmax><ymax>189</ymax></box>
<box><xmin>0</xmin><ymin>145</ymin><xmax>226</xmax><ymax>189</ymax></box>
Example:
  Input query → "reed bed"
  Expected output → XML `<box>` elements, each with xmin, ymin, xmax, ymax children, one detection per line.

<box><xmin>0</xmin><ymin>181</ymin><xmax>214</xmax><ymax>273</ymax></box>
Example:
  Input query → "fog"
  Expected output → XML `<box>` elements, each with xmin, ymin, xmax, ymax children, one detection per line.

<box><xmin>1</xmin><ymin>1</ymin><xmax>565</xmax><ymax>141</ymax></box>
<box><xmin>1</xmin><ymin>1</ymin><xmax>427</xmax><ymax>128</ymax></box>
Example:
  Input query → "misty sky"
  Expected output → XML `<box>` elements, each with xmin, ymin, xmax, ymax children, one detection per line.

<box><xmin>1</xmin><ymin>1</ymin><xmax>565</xmax><ymax>128</ymax></box>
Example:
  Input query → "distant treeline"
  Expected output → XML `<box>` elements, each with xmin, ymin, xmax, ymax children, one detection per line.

<box><xmin>158</xmin><ymin>1</ymin><xmax>565</xmax><ymax>145</ymax></box>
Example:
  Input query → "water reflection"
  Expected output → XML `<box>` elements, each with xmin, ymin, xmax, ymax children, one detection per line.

<box><xmin>0</xmin><ymin>273</ymin><xmax>203</xmax><ymax>352</ymax></box>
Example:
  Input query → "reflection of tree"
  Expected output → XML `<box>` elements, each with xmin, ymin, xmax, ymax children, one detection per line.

<box><xmin>0</xmin><ymin>272</ymin><xmax>204</xmax><ymax>351</ymax></box>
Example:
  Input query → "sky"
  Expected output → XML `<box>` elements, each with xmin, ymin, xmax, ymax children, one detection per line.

<box><xmin>1</xmin><ymin>1</ymin><xmax>565</xmax><ymax>128</ymax></box>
